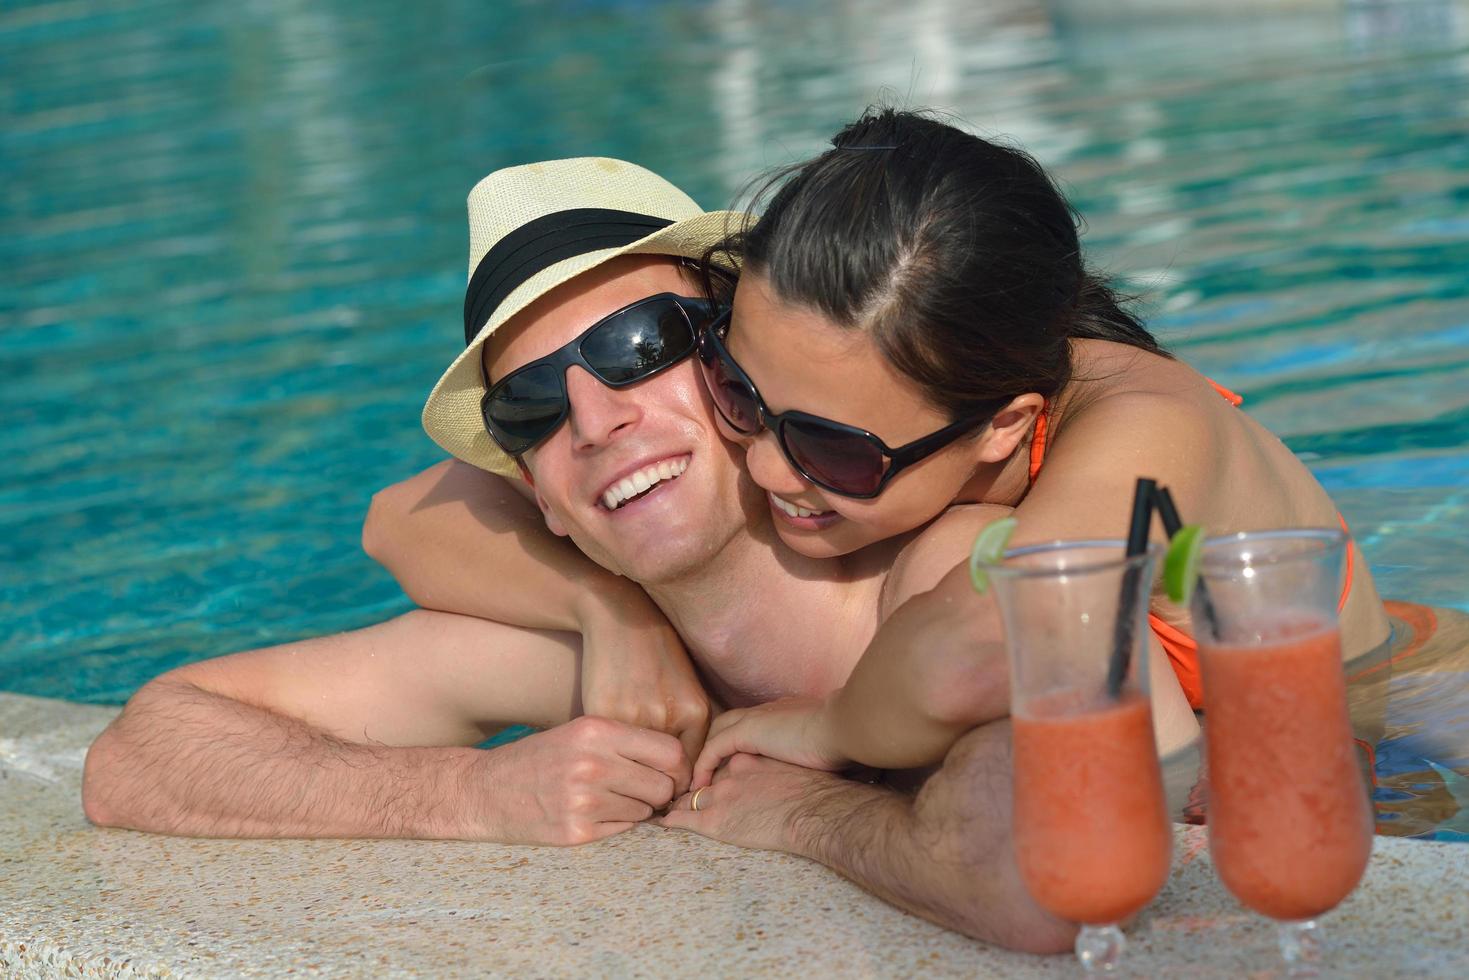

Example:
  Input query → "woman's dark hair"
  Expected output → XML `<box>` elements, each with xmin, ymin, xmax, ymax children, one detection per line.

<box><xmin>701</xmin><ymin>108</ymin><xmax>1168</xmax><ymax>422</ymax></box>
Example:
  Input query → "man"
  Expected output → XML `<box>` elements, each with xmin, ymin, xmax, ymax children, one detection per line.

<box><xmin>83</xmin><ymin>159</ymin><xmax>1077</xmax><ymax>953</ymax></box>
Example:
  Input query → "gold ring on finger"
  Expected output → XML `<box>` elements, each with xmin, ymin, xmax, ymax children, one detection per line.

<box><xmin>691</xmin><ymin>786</ymin><xmax>708</xmax><ymax>812</ymax></box>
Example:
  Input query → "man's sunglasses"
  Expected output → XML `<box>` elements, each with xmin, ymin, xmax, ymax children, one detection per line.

<box><xmin>481</xmin><ymin>292</ymin><xmax>721</xmax><ymax>455</ymax></box>
<box><xmin>695</xmin><ymin>310</ymin><xmax>999</xmax><ymax>498</ymax></box>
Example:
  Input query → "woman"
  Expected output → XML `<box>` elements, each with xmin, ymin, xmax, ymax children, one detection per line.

<box><xmin>369</xmin><ymin>109</ymin><xmax>1390</xmax><ymax>782</ymax></box>
<box><xmin>684</xmin><ymin>108</ymin><xmax>1390</xmax><ymax>780</ymax></box>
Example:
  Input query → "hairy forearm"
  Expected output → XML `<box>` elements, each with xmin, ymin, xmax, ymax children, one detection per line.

<box><xmin>363</xmin><ymin>460</ymin><xmax>631</xmax><ymax>632</ymax></box>
<box><xmin>785</xmin><ymin>780</ymin><xmax>949</xmax><ymax>916</ymax></box>
<box><xmin>786</xmin><ymin>724</ymin><xmax>1075</xmax><ymax>954</ymax></box>
<box><xmin>82</xmin><ymin>679</ymin><xmax>479</xmax><ymax>839</ymax></box>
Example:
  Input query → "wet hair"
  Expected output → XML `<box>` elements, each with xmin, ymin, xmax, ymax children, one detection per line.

<box><xmin>701</xmin><ymin>108</ymin><xmax>1168</xmax><ymax>422</ymax></box>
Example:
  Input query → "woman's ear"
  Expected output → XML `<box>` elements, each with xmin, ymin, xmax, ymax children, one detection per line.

<box><xmin>517</xmin><ymin>460</ymin><xmax>569</xmax><ymax>537</ymax></box>
<box><xmin>977</xmin><ymin>393</ymin><xmax>1046</xmax><ymax>464</ymax></box>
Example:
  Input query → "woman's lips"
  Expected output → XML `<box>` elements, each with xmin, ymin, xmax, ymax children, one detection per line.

<box><xmin>768</xmin><ymin>492</ymin><xmax>842</xmax><ymax>530</ymax></box>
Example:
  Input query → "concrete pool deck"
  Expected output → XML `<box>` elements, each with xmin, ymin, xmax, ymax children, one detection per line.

<box><xmin>3</xmin><ymin>690</ymin><xmax>1467</xmax><ymax>978</ymax></box>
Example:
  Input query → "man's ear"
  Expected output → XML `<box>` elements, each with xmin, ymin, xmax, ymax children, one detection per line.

<box><xmin>977</xmin><ymin>393</ymin><xmax>1046</xmax><ymax>464</ymax></box>
<box><xmin>517</xmin><ymin>459</ymin><xmax>569</xmax><ymax>537</ymax></box>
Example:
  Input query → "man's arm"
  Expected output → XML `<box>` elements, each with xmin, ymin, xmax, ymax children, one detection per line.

<box><xmin>363</xmin><ymin>461</ymin><xmax>619</xmax><ymax>634</ymax></box>
<box><xmin>363</xmin><ymin>460</ymin><xmax>709</xmax><ymax>759</ymax></box>
<box><xmin>83</xmin><ymin>610</ymin><xmax>688</xmax><ymax>845</ymax></box>
<box><xmin>663</xmin><ymin>722</ymin><xmax>1077</xmax><ymax>954</ymax></box>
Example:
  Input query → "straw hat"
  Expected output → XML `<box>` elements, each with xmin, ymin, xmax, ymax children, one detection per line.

<box><xmin>421</xmin><ymin>157</ymin><xmax>748</xmax><ymax>478</ymax></box>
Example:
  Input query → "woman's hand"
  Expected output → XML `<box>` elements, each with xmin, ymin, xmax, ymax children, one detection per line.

<box><xmin>691</xmin><ymin>695</ymin><xmax>848</xmax><ymax>789</ymax></box>
<box><xmin>576</xmin><ymin>586</ymin><xmax>710</xmax><ymax>792</ymax></box>
<box><xmin>661</xmin><ymin>752</ymin><xmax>857</xmax><ymax>854</ymax></box>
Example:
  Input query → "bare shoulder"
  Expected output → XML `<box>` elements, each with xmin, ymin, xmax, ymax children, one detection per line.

<box><xmin>880</xmin><ymin>503</ymin><xmax>1017</xmax><ymax>619</ymax></box>
<box><xmin>1006</xmin><ymin>372</ymin><xmax>1247</xmax><ymax>549</ymax></box>
<box><xmin>1034</xmin><ymin>384</ymin><xmax>1228</xmax><ymax>504</ymax></box>
<box><xmin>1064</xmin><ymin>383</ymin><xmax>1224</xmax><ymax>457</ymax></box>
<box><xmin>1069</xmin><ymin>342</ymin><xmax>1226</xmax><ymax>436</ymax></box>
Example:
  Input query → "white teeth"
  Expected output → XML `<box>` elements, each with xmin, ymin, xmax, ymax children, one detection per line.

<box><xmin>600</xmin><ymin>456</ymin><xmax>691</xmax><ymax>511</ymax></box>
<box><xmin>771</xmin><ymin>494</ymin><xmax>827</xmax><ymax>520</ymax></box>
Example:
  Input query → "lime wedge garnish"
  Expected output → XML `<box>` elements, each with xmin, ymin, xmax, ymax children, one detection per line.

<box><xmin>968</xmin><ymin>517</ymin><xmax>1019</xmax><ymax>594</ymax></box>
<box><xmin>1164</xmin><ymin>524</ymin><xmax>1206</xmax><ymax>605</ymax></box>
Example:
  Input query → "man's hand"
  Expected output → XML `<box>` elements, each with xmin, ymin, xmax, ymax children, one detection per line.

<box><xmin>576</xmin><ymin>587</ymin><xmax>711</xmax><ymax>786</ymax></box>
<box><xmin>690</xmin><ymin>697</ymin><xmax>846</xmax><ymax>790</ymax></box>
<box><xmin>472</xmin><ymin>715</ymin><xmax>690</xmax><ymax>846</ymax></box>
<box><xmin>660</xmin><ymin>752</ymin><xmax>855</xmax><ymax>853</ymax></box>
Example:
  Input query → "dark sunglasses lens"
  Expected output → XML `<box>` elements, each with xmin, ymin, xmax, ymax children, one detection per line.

<box><xmin>485</xmin><ymin>363</ymin><xmax>564</xmax><ymax>453</ymax></box>
<box><xmin>782</xmin><ymin>419</ymin><xmax>886</xmax><ymax>496</ymax></box>
<box><xmin>582</xmin><ymin>301</ymin><xmax>694</xmax><ymax>384</ymax></box>
<box><xmin>697</xmin><ymin>333</ymin><xmax>761</xmax><ymax>434</ymax></box>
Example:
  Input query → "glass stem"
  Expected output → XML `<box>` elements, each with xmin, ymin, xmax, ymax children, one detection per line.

<box><xmin>1075</xmin><ymin>923</ymin><xmax>1125</xmax><ymax>973</ymax></box>
<box><xmin>1278</xmin><ymin>918</ymin><xmax>1321</xmax><ymax>977</ymax></box>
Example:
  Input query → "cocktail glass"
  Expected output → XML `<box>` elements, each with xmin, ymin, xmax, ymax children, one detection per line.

<box><xmin>1192</xmin><ymin>528</ymin><xmax>1373</xmax><ymax>976</ymax></box>
<box><xmin>983</xmin><ymin>540</ymin><xmax>1172</xmax><ymax>974</ymax></box>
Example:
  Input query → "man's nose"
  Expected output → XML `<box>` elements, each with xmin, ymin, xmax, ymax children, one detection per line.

<box><xmin>564</xmin><ymin>366</ymin><xmax>640</xmax><ymax>449</ymax></box>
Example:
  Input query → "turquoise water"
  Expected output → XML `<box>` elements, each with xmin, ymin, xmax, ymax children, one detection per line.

<box><xmin>3</xmin><ymin>3</ymin><xmax>1468</xmax><ymax>826</ymax></box>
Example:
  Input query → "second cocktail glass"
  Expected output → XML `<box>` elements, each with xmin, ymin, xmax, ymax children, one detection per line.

<box><xmin>1192</xmin><ymin>528</ymin><xmax>1373</xmax><ymax>975</ymax></box>
<box><xmin>983</xmin><ymin>540</ymin><xmax>1172</xmax><ymax>974</ymax></box>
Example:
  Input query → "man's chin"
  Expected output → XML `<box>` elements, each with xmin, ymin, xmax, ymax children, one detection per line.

<box><xmin>570</xmin><ymin>522</ymin><xmax>733</xmax><ymax>588</ymax></box>
<box><xmin>614</xmin><ymin>543</ymin><xmax>718</xmax><ymax>588</ymax></box>
<box><xmin>615</xmin><ymin>555</ymin><xmax>705</xmax><ymax>588</ymax></box>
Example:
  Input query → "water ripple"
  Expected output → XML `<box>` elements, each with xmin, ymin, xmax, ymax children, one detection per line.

<box><xmin>4</xmin><ymin>1</ymin><xmax>1468</xmax><ymax>707</ymax></box>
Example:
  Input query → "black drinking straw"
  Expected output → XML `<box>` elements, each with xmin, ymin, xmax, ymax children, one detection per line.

<box><xmin>1152</xmin><ymin>484</ymin><xmax>1183</xmax><ymax>538</ymax></box>
<box><xmin>1107</xmin><ymin>477</ymin><xmax>1156</xmax><ymax>698</ymax></box>
<box><xmin>1153</xmin><ymin>485</ymin><xmax>1221</xmax><ymax>639</ymax></box>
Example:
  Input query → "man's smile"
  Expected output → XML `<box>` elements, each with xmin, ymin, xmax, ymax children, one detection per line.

<box><xmin>598</xmin><ymin>454</ymin><xmax>692</xmax><ymax>512</ymax></box>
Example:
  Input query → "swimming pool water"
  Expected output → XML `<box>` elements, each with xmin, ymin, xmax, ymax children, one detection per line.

<box><xmin>4</xmin><ymin>1</ymin><xmax>1468</xmax><ymax>828</ymax></box>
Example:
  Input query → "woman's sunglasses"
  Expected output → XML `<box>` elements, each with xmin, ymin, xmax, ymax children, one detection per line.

<box><xmin>481</xmin><ymin>292</ymin><xmax>721</xmax><ymax>455</ymax></box>
<box><xmin>696</xmin><ymin>310</ymin><xmax>998</xmax><ymax>498</ymax></box>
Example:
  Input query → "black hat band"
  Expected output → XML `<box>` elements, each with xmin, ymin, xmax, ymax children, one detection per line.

<box><xmin>463</xmin><ymin>208</ymin><xmax>676</xmax><ymax>346</ymax></box>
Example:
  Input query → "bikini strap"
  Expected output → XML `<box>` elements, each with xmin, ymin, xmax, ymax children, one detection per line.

<box><xmin>1027</xmin><ymin>400</ymin><xmax>1051</xmax><ymax>486</ymax></box>
<box><xmin>1209</xmin><ymin>379</ymin><xmax>1244</xmax><ymax>406</ymax></box>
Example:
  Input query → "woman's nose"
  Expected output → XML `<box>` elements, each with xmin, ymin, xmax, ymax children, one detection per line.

<box><xmin>743</xmin><ymin>429</ymin><xmax>816</xmax><ymax>499</ymax></box>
